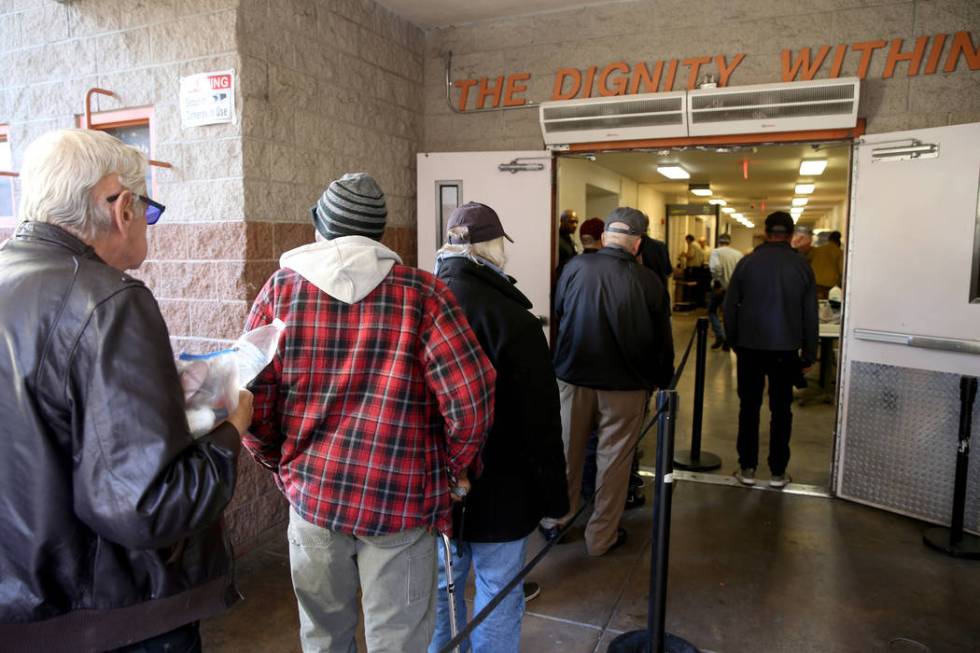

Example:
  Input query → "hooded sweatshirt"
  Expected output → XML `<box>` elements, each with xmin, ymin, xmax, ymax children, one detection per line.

<box><xmin>279</xmin><ymin>235</ymin><xmax>401</xmax><ymax>303</ymax></box>
<box><xmin>241</xmin><ymin>235</ymin><xmax>496</xmax><ymax>537</ymax></box>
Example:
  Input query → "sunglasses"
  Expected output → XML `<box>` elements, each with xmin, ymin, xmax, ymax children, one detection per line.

<box><xmin>107</xmin><ymin>191</ymin><xmax>166</xmax><ymax>225</ymax></box>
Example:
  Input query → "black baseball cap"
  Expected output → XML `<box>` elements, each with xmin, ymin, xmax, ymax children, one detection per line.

<box><xmin>447</xmin><ymin>202</ymin><xmax>514</xmax><ymax>244</ymax></box>
<box><xmin>764</xmin><ymin>211</ymin><xmax>795</xmax><ymax>234</ymax></box>
<box><xmin>604</xmin><ymin>207</ymin><xmax>647</xmax><ymax>236</ymax></box>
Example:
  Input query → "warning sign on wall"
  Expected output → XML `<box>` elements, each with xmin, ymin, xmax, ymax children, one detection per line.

<box><xmin>180</xmin><ymin>70</ymin><xmax>236</xmax><ymax>128</ymax></box>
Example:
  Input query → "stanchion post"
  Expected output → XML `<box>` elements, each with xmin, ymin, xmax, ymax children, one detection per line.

<box><xmin>923</xmin><ymin>375</ymin><xmax>980</xmax><ymax>559</ymax></box>
<box><xmin>674</xmin><ymin>318</ymin><xmax>721</xmax><ymax>472</ymax></box>
<box><xmin>609</xmin><ymin>390</ymin><xmax>699</xmax><ymax>653</ymax></box>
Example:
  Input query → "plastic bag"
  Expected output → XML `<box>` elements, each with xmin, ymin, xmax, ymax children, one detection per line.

<box><xmin>177</xmin><ymin>319</ymin><xmax>286</xmax><ymax>437</ymax></box>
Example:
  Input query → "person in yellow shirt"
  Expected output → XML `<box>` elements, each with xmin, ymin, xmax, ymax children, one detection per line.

<box><xmin>809</xmin><ymin>231</ymin><xmax>844</xmax><ymax>298</ymax></box>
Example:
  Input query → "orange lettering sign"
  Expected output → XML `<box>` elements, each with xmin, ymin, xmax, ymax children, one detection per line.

<box><xmin>450</xmin><ymin>31</ymin><xmax>975</xmax><ymax>112</ymax></box>
<box><xmin>503</xmin><ymin>72</ymin><xmax>530</xmax><ymax>106</ymax></box>
<box><xmin>552</xmin><ymin>68</ymin><xmax>581</xmax><ymax>100</ymax></box>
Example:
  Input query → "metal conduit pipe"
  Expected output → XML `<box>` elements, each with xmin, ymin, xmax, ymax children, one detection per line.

<box><xmin>84</xmin><ymin>88</ymin><xmax>116</xmax><ymax>129</ymax></box>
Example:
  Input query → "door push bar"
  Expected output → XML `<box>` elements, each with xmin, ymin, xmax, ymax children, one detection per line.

<box><xmin>854</xmin><ymin>328</ymin><xmax>980</xmax><ymax>356</ymax></box>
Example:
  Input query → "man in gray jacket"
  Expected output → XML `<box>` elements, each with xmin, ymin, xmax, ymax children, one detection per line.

<box><xmin>723</xmin><ymin>211</ymin><xmax>818</xmax><ymax>488</ymax></box>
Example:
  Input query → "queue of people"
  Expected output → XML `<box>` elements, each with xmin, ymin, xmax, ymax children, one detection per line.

<box><xmin>0</xmin><ymin>127</ymin><xmax>828</xmax><ymax>653</ymax></box>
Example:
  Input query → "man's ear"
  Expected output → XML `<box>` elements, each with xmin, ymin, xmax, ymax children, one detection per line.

<box><xmin>108</xmin><ymin>190</ymin><xmax>136</xmax><ymax>235</ymax></box>
<box><xmin>630</xmin><ymin>237</ymin><xmax>642</xmax><ymax>256</ymax></box>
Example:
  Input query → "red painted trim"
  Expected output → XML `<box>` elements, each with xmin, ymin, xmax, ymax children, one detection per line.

<box><xmin>83</xmin><ymin>105</ymin><xmax>155</xmax><ymax>129</ymax></box>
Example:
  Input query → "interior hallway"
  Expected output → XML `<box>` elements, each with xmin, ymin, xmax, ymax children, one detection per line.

<box><xmin>648</xmin><ymin>312</ymin><xmax>836</xmax><ymax>488</ymax></box>
<box><xmin>201</xmin><ymin>481</ymin><xmax>980</xmax><ymax>652</ymax></box>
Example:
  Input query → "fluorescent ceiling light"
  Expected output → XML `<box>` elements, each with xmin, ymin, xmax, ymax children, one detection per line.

<box><xmin>731</xmin><ymin>213</ymin><xmax>743</xmax><ymax>219</ymax></box>
<box><xmin>708</xmin><ymin>199</ymin><xmax>726</xmax><ymax>206</ymax></box>
<box><xmin>721</xmin><ymin>207</ymin><xmax>735</xmax><ymax>214</ymax></box>
<box><xmin>790</xmin><ymin>207</ymin><xmax>804</xmax><ymax>216</ymax></box>
<box><xmin>744</xmin><ymin>220</ymin><xmax>755</xmax><ymax>228</ymax></box>
<box><xmin>689</xmin><ymin>183</ymin><xmax>712</xmax><ymax>197</ymax></box>
<box><xmin>794</xmin><ymin>183</ymin><xmax>815</xmax><ymax>194</ymax></box>
<box><xmin>790</xmin><ymin>214</ymin><xmax>800</xmax><ymax>224</ymax></box>
<box><xmin>791</xmin><ymin>197</ymin><xmax>808</xmax><ymax>207</ymax></box>
<box><xmin>799</xmin><ymin>159</ymin><xmax>828</xmax><ymax>175</ymax></box>
<box><xmin>657</xmin><ymin>165</ymin><xmax>690</xmax><ymax>180</ymax></box>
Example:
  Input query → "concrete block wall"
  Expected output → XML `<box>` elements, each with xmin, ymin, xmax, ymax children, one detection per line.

<box><xmin>0</xmin><ymin>0</ymin><xmax>285</xmax><ymax>550</ymax></box>
<box><xmin>237</xmin><ymin>0</ymin><xmax>425</xmax><ymax>265</ymax></box>
<box><xmin>422</xmin><ymin>0</ymin><xmax>980</xmax><ymax>152</ymax></box>
<box><xmin>0</xmin><ymin>0</ymin><xmax>248</xmax><ymax>346</ymax></box>
<box><xmin>1</xmin><ymin>0</ymin><xmax>426</xmax><ymax>551</ymax></box>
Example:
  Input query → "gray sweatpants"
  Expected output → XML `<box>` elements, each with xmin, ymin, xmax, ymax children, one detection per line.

<box><xmin>287</xmin><ymin>507</ymin><xmax>437</xmax><ymax>653</ymax></box>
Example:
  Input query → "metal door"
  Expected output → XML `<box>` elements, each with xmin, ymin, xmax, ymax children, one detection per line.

<box><xmin>836</xmin><ymin>122</ymin><xmax>980</xmax><ymax>531</ymax></box>
<box><xmin>417</xmin><ymin>151</ymin><xmax>553</xmax><ymax>335</ymax></box>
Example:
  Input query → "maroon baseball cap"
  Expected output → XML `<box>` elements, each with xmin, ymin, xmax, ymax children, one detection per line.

<box><xmin>579</xmin><ymin>217</ymin><xmax>605</xmax><ymax>241</ymax></box>
<box><xmin>446</xmin><ymin>202</ymin><xmax>514</xmax><ymax>244</ymax></box>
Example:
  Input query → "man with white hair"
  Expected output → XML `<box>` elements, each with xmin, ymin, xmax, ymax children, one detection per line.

<box><xmin>429</xmin><ymin>201</ymin><xmax>568</xmax><ymax>652</ymax></box>
<box><xmin>0</xmin><ymin>129</ymin><xmax>253</xmax><ymax>651</ymax></box>
<box><xmin>545</xmin><ymin>207</ymin><xmax>674</xmax><ymax>556</ymax></box>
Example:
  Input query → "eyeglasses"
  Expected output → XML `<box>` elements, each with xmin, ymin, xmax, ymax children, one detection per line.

<box><xmin>106</xmin><ymin>191</ymin><xmax>166</xmax><ymax>225</ymax></box>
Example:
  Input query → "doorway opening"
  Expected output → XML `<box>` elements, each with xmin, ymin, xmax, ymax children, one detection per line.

<box><xmin>556</xmin><ymin>140</ymin><xmax>853</xmax><ymax>490</ymax></box>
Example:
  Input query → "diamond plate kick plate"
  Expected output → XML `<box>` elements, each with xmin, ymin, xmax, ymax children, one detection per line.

<box><xmin>841</xmin><ymin>362</ymin><xmax>979</xmax><ymax>532</ymax></box>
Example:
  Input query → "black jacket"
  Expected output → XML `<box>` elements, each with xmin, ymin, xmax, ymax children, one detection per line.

<box><xmin>0</xmin><ymin>223</ymin><xmax>240</xmax><ymax>652</ymax></box>
<box><xmin>437</xmin><ymin>257</ymin><xmax>569</xmax><ymax>542</ymax></box>
<box><xmin>553</xmin><ymin>246</ymin><xmax>674</xmax><ymax>391</ymax></box>
<box><xmin>639</xmin><ymin>235</ymin><xmax>672</xmax><ymax>287</ymax></box>
<box><xmin>723</xmin><ymin>240</ymin><xmax>819</xmax><ymax>363</ymax></box>
<box><xmin>557</xmin><ymin>231</ymin><xmax>576</xmax><ymax>274</ymax></box>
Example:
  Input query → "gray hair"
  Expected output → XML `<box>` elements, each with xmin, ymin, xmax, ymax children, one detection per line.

<box><xmin>437</xmin><ymin>233</ymin><xmax>507</xmax><ymax>269</ymax></box>
<box><xmin>19</xmin><ymin>129</ymin><xmax>148</xmax><ymax>242</ymax></box>
<box><xmin>602</xmin><ymin>230</ymin><xmax>640</xmax><ymax>250</ymax></box>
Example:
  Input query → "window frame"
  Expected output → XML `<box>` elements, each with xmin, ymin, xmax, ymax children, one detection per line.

<box><xmin>79</xmin><ymin>106</ymin><xmax>157</xmax><ymax>197</ymax></box>
<box><xmin>0</xmin><ymin>124</ymin><xmax>15</xmax><ymax>228</ymax></box>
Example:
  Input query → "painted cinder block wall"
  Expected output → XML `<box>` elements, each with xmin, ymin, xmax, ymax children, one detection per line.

<box><xmin>0</xmin><ymin>0</ymin><xmax>424</xmax><ymax>549</ymax></box>
<box><xmin>421</xmin><ymin>0</ymin><xmax>980</xmax><ymax>152</ymax></box>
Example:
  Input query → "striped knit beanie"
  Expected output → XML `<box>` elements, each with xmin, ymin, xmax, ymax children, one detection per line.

<box><xmin>312</xmin><ymin>172</ymin><xmax>387</xmax><ymax>240</ymax></box>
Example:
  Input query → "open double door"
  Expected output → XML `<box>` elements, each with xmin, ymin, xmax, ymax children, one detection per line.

<box><xmin>418</xmin><ymin>122</ymin><xmax>980</xmax><ymax>529</ymax></box>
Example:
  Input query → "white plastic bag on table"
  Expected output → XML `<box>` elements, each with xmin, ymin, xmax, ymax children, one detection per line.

<box><xmin>177</xmin><ymin>319</ymin><xmax>286</xmax><ymax>437</ymax></box>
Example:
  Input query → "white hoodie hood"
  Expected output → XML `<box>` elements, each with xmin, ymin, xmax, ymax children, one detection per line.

<box><xmin>280</xmin><ymin>235</ymin><xmax>402</xmax><ymax>304</ymax></box>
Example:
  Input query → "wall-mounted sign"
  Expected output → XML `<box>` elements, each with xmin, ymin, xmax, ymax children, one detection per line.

<box><xmin>452</xmin><ymin>31</ymin><xmax>978</xmax><ymax>111</ymax></box>
<box><xmin>180</xmin><ymin>70</ymin><xmax>236</xmax><ymax>128</ymax></box>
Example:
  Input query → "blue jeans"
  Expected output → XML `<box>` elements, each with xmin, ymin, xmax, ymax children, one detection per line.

<box><xmin>708</xmin><ymin>289</ymin><xmax>725</xmax><ymax>341</ymax></box>
<box><xmin>428</xmin><ymin>538</ymin><xmax>528</xmax><ymax>653</ymax></box>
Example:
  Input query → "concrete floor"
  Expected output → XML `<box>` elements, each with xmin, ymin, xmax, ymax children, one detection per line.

<box><xmin>200</xmin><ymin>313</ymin><xmax>980</xmax><ymax>652</ymax></box>
<box><xmin>201</xmin><ymin>482</ymin><xmax>980</xmax><ymax>652</ymax></box>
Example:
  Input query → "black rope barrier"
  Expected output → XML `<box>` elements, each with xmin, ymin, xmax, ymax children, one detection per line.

<box><xmin>437</xmin><ymin>328</ymin><xmax>699</xmax><ymax>653</ymax></box>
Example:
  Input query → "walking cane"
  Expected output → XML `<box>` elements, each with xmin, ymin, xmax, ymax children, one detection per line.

<box><xmin>439</xmin><ymin>532</ymin><xmax>461</xmax><ymax>653</ymax></box>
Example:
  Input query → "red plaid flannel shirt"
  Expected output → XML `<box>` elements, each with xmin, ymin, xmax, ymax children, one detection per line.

<box><xmin>243</xmin><ymin>264</ymin><xmax>495</xmax><ymax>536</ymax></box>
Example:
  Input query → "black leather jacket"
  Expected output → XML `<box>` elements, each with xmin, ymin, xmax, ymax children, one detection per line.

<box><xmin>0</xmin><ymin>223</ymin><xmax>240</xmax><ymax>652</ymax></box>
